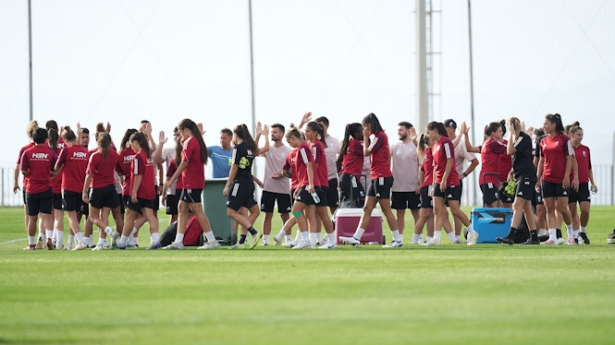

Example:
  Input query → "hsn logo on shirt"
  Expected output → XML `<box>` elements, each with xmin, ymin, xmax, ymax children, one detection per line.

<box><xmin>32</xmin><ymin>153</ymin><xmax>49</xmax><ymax>159</ymax></box>
<box><xmin>555</xmin><ymin>141</ymin><xmax>560</xmax><ymax>147</ymax></box>
<box><xmin>124</xmin><ymin>155</ymin><xmax>134</xmax><ymax>163</ymax></box>
<box><xmin>73</xmin><ymin>151</ymin><xmax>87</xmax><ymax>158</ymax></box>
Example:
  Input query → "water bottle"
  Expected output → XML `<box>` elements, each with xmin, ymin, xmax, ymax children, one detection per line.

<box><xmin>311</xmin><ymin>191</ymin><xmax>320</xmax><ymax>204</ymax></box>
<box><xmin>591</xmin><ymin>184</ymin><xmax>597</xmax><ymax>194</ymax></box>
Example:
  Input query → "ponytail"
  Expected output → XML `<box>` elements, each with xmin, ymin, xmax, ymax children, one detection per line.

<box><xmin>178</xmin><ymin>119</ymin><xmax>208</xmax><ymax>165</ymax></box>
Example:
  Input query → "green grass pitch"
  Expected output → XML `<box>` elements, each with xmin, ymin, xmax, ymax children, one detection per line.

<box><xmin>1</xmin><ymin>206</ymin><xmax>614</xmax><ymax>344</ymax></box>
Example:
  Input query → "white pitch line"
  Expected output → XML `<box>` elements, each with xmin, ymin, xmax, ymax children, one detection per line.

<box><xmin>0</xmin><ymin>238</ymin><xmax>27</xmax><ymax>245</ymax></box>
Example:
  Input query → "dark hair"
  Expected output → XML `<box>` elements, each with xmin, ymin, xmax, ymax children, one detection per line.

<box><xmin>545</xmin><ymin>113</ymin><xmax>565</xmax><ymax>133</ymax></box>
<box><xmin>26</xmin><ymin>120</ymin><xmax>39</xmax><ymax>139</ymax></box>
<box><xmin>306</xmin><ymin>121</ymin><xmax>327</xmax><ymax>148</ymax></box>
<box><xmin>45</xmin><ymin>120</ymin><xmax>59</xmax><ymax>131</ymax></box>
<box><xmin>417</xmin><ymin>133</ymin><xmax>431</xmax><ymax>157</ymax></box>
<box><xmin>120</xmin><ymin>128</ymin><xmax>138</xmax><ymax>152</ymax></box>
<box><xmin>220</xmin><ymin>128</ymin><xmax>233</xmax><ymax>137</ymax></box>
<box><xmin>61</xmin><ymin>126</ymin><xmax>76</xmax><ymax>142</ymax></box>
<box><xmin>443</xmin><ymin>119</ymin><xmax>457</xmax><ymax>129</ymax></box>
<box><xmin>178</xmin><ymin>118</ymin><xmax>208</xmax><ymax>164</ymax></box>
<box><xmin>315</xmin><ymin>116</ymin><xmax>329</xmax><ymax>127</ymax></box>
<box><xmin>129</xmin><ymin>132</ymin><xmax>151</xmax><ymax>158</ymax></box>
<box><xmin>173</xmin><ymin>126</ymin><xmax>178</xmax><ymax>133</ymax></box>
<box><xmin>569</xmin><ymin>121</ymin><xmax>582</xmax><ymax>134</ymax></box>
<box><xmin>427</xmin><ymin>121</ymin><xmax>448</xmax><ymax>137</ymax></box>
<box><xmin>398</xmin><ymin>121</ymin><xmax>413</xmax><ymax>129</ymax></box>
<box><xmin>362</xmin><ymin>113</ymin><xmax>383</xmax><ymax>134</ymax></box>
<box><xmin>533</xmin><ymin>128</ymin><xmax>545</xmax><ymax>137</ymax></box>
<box><xmin>286</xmin><ymin>124</ymin><xmax>303</xmax><ymax>140</ymax></box>
<box><xmin>271</xmin><ymin>123</ymin><xmax>285</xmax><ymax>133</ymax></box>
<box><xmin>95</xmin><ymin>122</ymin><xmax>106</xmax><ymax>141</ymax></box>
<box><xmin>33</xmin><ymin>128</ymin><xmax>48</xmax><ymax>144</ymax></box>
<box><xmin>499</xmin><ymin>119</ymin><xmax>507</xmax><ymax>136</ymax></box>
<box><xmin>339</xmin><ymin>123</ymin><xmax>363</xmax><ymax>156</ymax></box>
<box><xmin>48</xmin><ymin>128</ymin><xmax>59</xmax><ymax>151</ymax></box>
<box><xmin>141</xmin><ymin>120</ymin><xmax>150</xmax><ymax>124</ymax></box>
<box><xmin>98</xmin><ymin>132</ymin><xmax>112</xmax><ymax>157</ymax></box>
<box><xmin>81</xmin><ymin>127</ymin><xmax>90</xmax><ymax>135</ymax></box>
<box><xmin>484</xmin><ymin>122</ymin><xmax>501</xmax><ymax>137</ymax></box>
<box><xmin>233</xmin><ymin>124</ymin><xmax>258</xmax><ymax>154</ymax></box>
<box><xmin>174</xmin><ymin>137</ymin><xmax>183</xmax><ymax>167</ymax></box>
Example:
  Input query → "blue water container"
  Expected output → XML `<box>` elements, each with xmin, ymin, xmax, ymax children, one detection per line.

<box><xmin>470</xmin><ymin>208</ymin><xmax>513</xmax><ymax>244</ymax></box>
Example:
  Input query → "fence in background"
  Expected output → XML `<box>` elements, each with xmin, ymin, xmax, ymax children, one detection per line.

<box><xmin>2</xmin><ymin>165</ymin><xmax>613</xmax><ymax>207</ymax></box>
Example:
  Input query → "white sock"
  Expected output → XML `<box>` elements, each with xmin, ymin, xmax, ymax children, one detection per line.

<box><xmin>391</xmin><ymin>230</ymin><xmax>401</xmax><ymax>242</ymax></box>
<box><xmin>447</xmin><ymin>232</ymin><xmax>456</xmax><ymax>242</ymax></box>
<box><xmin>548</xmin><ymin>228</ymin><xmax>556</xmax><ymax>241</ymax></box>
<box><xmin>294</xmin><ymin>232</ymin><xmax>301</xmax><ymax>241</ymax></box>
<box><xmin>353</xmin><ymin>227</ymin><xmax>365</xmax><ymax>240</ymax></box>
<box><xmin>75</xmin><ymin>232</ymin><xmax>84</xmax><ymax>244</ymax></box>
<box><xmin>277</xmin><ymin>229</ymin><xmax>287</xmax><ymax>238</ymax></box>
<box><xmin>56</xmin><ymin>230</ymin><xmax>63</xmax><ymax>245</ymax></box>
<box><xmin>315</xmin><ymin>233</ymin><xmax>322</xmax><ymax>244</ymax></box>
<box><xmin>573</xmin><ymin>230</ymin><xmax>579</xmax><ymax>239</ymax></box>
<box><xmin>467</xmin><ymin>224</ymin><xmax>476</xmax><ymax>235</ymax></box>
<box><xmin>40</xmin><ymin>232</ymin><xmax>47</xmax><ymax>244</ymax></box>
<box><xmin>52</xmin><ymin>229</ymin><xmax>57</xmax><ymax>242</ymax></box>
<box><xmin>426</xmin><ymin>236</ymin><xmax>433</xmax><ymax>242</ymax></box>
<box><xmin>309</xmin><ymin>233</ymin><xmax>317</xmax><ymax>245</ymax></box>
<box><xmin>83</xmin><ymin>236</ymin><xmax>91</xmax><ymax>246</ymax></box>
<box><xmin>46</xmin><ymin>230</ymin><xmax>53</xmax><ymax>241</ymax></box>
<box><xmin>285</xmin><ymin>235</ymin><xmax>292</xmax><ymax>242</ymax></box>
<box><xmin>104</xmin><ymin>226</ymin><xmax>114</xmax><ymax>235</ymax></box>
<box><xmin>151</xmin><ymin>232</ymin><xmax>160</xmax><ymax>243</ymax></box>
<box><xmin>28</xmin><ymin>236</ymin><xmax>36</xmax><ymax>245</ymax></box>
<box><xmin>68</xmin><ymin>234</ymin><xmax>75</xmax><ymax>246</ymax></box>
<box><xmin>98</xmin><ymin>237</ymin><xmax>106</xmax><ymax>245</ymax></box>
<box><xmin>301</xmin><ymin>231</ymin><xmax>309</xmax><ymax>241</ymax></box>
<box><xmin>412</xmin><ymin>234</ymin><xmax>421</xmax><ymax>243</ymax></box>
<box><xmin>538</xmin><ymin>229</ymin><xmax>547</xmax><ymax>236</ymax></box>
<box><xmin>565</xmin><ymin>223</ymin><xmax>573</xmax><ymax>232</ymax></box>
<box><xmin>580</xmin><ymin>226</ymin><xmax>587</xmax><ymax>233</ymax></box>
<box><xmin>119</xmin><ymin>235</ymin><xmax>129</xmax><ymax>245</ymax></box>
<box><xmin>175</xmin><ymin>233</ymin><xmax>185</xmax><ymax>243</ymax></box>
<box><xmin>205</xmin><ymin>231</ymin><xmax>216</xmax><ymax>243</ymax></box>
<box><xmin>263</xmin><ymin>234</ymin><xmax>269</xmax><ymax>244</ymax></box>
<box><xmin>130</xmin><ymin>227</ymin><xmax>138</xmax><ymax>237</ymax></box>
<box><xmin>434</xmin><ymin>231</ymin><xmax>441</xmax><ymax>241</ymax></box>
<box><xmin>326</xmin><ymin>233</ymin><xmax>335</xmax><ymax>244</ymax></box>
<box><xmin>454</xmin><ymin>235</ymin><xmax>460</xmax><ymax>242</ymax></box>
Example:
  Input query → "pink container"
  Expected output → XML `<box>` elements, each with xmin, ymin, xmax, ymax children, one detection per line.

<box><xmin>334</xmin><ymin>208</ymin><xmax>383</xmax><ymax>244</ymax></box>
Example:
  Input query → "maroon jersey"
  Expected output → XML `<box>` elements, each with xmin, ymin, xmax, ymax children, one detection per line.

<box><xmin>17</xmin><ymin>143</ymin><xmax>35</xmax><ymax>189</ymax></box>
<box><xmin>56</xmin><ymin>145</ymin><xmax>89</xmax><ymax>193</ymax></box>
<box><xmin>432</xmin><ymin>136</ymin><xmax>459</xmax><ymax>186</ymax></box>
<box><xmin>131</xmin><ymin>150</ymin><xmax>156</xmax><ymax>200</ymax></box>
<box><xmin>295</xmin><ymin>142</ymin><xmax>313</xmax><ymax>187</ymax></box>
<box><xmin>367</xmin><ymin>131</ymin><xmax>392</xmax><ymax>179</ymax></box>
<box><xmin>283</xmin><ymin>148</ymin><xmax>299</xmax><ymax>190</ymax></box>
<box><xmin>167</xmin><ymin>160</ymin><xmax>183</xmax><ymax>190</ymax></box>
<box><xmin>341</xmin><ymin>138</ymin><xmax>364</xmax><ymax>175</ymax></box>
<box><xmin>311</xmin><ymin>141</ymin><xmax>327</xmax><ymax>187</ymax></box>
<box><xmin>20</xmin><ymin>145</ymin><xmax>57</xmax><ymax>194</ymax></box>
<box><xmin>540</xmin><ymin>134</ymin><xmax>573</xmax><ymax>183</ymax></box>
<box><xmin>499</xmin><ymin>139</ymin><xmax>512</xmax><ymax>182</ymax></box>
<box><xmin>479</xmin><ymin>138</ymin><xmax>507</xmax><ymax>185</ymax></box>
<box><xmin>181</xmin><ymin>136</ymin><xmax>205</xmax><ymax>189</ymax></box>
<box><xmin>87</xmin><ymin>150</ymin><xmax>120</xmax><ymax>189</ymax></box>
<box><xmin>573</xmin><ymin>144</ymin><xmax>591</xmax><ymax>184</ymax></box>
<box><xmin>116</xmin><ymin>147</ymin><xmax>136</xmax><ymax>196</ymax></box>
<box><xmin>420</xmin><ymin>147</ymin><xmax>434</xmax><ymax>188</ymax></box>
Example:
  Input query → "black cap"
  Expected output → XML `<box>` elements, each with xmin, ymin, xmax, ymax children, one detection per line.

<box><xmin>444</xmin><ymin>119</ymin><xmax>457</xmax><ymax>129</ymax></box>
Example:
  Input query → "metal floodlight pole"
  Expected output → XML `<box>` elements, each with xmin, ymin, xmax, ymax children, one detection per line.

<box><xmin>248</xmin><ymin>0</ymin><xmax>256</xmax><ymax>133</ymax></box>
<box><xmin>416</xmin><ymin>0</ymin><xmax>428</xmax><ymax>134</ymax></box>
<box><xmin>467</xmin><ymin>0</ymin><xmax>477</xmax><ymax>205</ymax></box>
<box><xmin>28</xmin><ymin>0</ymin><xmax>34</xmax><ymax>122</ymax></box>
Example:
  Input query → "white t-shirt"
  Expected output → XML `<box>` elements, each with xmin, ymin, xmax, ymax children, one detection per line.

<box><xmin>161</xmin><ymin>146</ymin><xmax>177</xmax><ymax>195</ymax></box>
<box><xmin>453</xmin><ymin>136</ymin><xmax>477</xmax><ymax>175</ymax></box>
<box><xmin>390</xmin><ymin>140</ymin><xmax>420</xmax><ymax>192</ymax></box>
<box><xmin>263</xmin><ymin>143</ymin><xmax>292</xmax><ymax>195</ymax></box>
<box><xmin>324</xmin><ymin>135</ymin><xmax>340</xmax><ymax>181</ymax></box>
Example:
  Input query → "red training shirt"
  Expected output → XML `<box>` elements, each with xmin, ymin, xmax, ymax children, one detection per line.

<box><xmin>499</xmin><ymin>139</ymin><xmax>512</xmax><ymax>182</ymax></box>
<box><xmin>56</xmin><ymin>145</ymin><xmax>89</xmax><ymax>193</ymax></box>
<box><xmin>20</xmin><ymin>145</ymin><xmax>57</xmax><ymax>194</ymax></box>
<box><xmin>540</xmin><ymin>134</ymin><xmax>573</xmax><ymax>183</ymax></box>
<box><xmin>573</xmin><ymin>144</ymin><xmax>591</xmax><ymax>184</ymax></box>
<box><xmin>116</xmin><ymin>147</ymin><xmax>136</xmax><ymax>196</ymax></box>
<box><xmin>311</xmin><ymin>141</ymin><xmax>328</xmax><ymax>188</ymax></box>
<box><xmin>131</xmin><ymin>150</ymin><xmax>156</xmax><ymax>200</ymax></box>
<box><xmin>341</xmin><ymin>138</ymin><xmax>364</xmax><ymax>175</ymax></box>
<box><xmin>181</xmin><ymin>136</ymin><xmax>205</xmax><ymax>189</ymax></box>
<box><xmin>295</xmin><ymin>142</ymin><xmax>313</xmax><ymax>187</ymax></box>
<box><xmin>479</xmin><ymin>138</ymin><xmax>507</xmax><ymax>185</ymax></box>
<box><xmin>420</xmin><ymin>147</ymin><xmax>434</xmax><ymax>188</ymax></box>
<box><xmin>367</xmin><ymin>130</ymin><xmax>392</xmax><ymax>179</ymax></box>
<box><xmin>87</xmin><ymin>149</ymin><xmax>120</xmax><ymax>189</ymax></box>
<box><xmin>432</xmin><ymin>136</ymin><xmax>459</xmax><ymax>187</ymax></box>
<box><xmin>283</xmin><ymin>148</ymin><xmax>299</xmax><ymax>191</ymax></box>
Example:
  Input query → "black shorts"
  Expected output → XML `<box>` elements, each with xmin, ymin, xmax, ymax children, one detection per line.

<box><xmin>63</xmin><ymin>190</ymin><xmax>82</xmax><ymax>212</ymax></box>
<box><xmin>166</xmin><ymin>191</ymin><xmax>180</xmax><ymax>215</ymax></box>
<box><xmin>367</xmin><ymin>176</ymin><xmax>393</xmax><ymax>199</ymax></box>
<box><xmin>290</xmin><ymin>189</ymin><xmax>296</xmax><ymax>205</ymax></box>
<box><xmin>391</xmin><ymin>192</ymin><xmax>421</xmax><ymax>210</ymax></box>
<box><xmin>153</xmin><ymin>186</ymin><xmax>160</xmax><ymax>211</ymax></box>
<box><xmin>568</xmin><ymin>182</ymin><xmax>591</xmax><ymax>204</ymax></box>
<box><xmin>419</xmin><ymin>186</ymin><xmax>433</xmax><ymax>209</ymax></box>
<box><xmin>227</xmin><ymin>181</ymin><xmax>257</xmax><ymax>211</ymax></box>
<box><xmin>181</xmin><ymin>189</ymin><xmax>203</xmax><ymax>203</ymax></box>
<box><xmin>433</xmin><ymin>184</ymin><xmax>462</xmax><ymax>201</ymax></box>
<box><xmin>514</xmin><ymin>176</ymin><xmax>535</xmax><ymax>201</ymax></box>
<box><xmin>480</xmin><ymin>183</ymin><xmax>499</xmax><ymax>205</ymax></box>
<box><xmin>295</xmin><ymin>186</ymin><xmax>317</xmax><ymax>206</ymax></box>
<box><xmin>315</xmin><ymin>187</ymin><xmax>328</xmax><ymax>207</ymax></box>
<box><xmin>127</xmin><ymin>197</ymin><xmax>156</xmax><ymax>213</ymax></box>
<box><xmin>89</xmin><ymin>184</ymin><xmax>116</xmax><ymax>209</ymax></box>
<box><xmin>53</xmin><ymin>193</ymin><xmax>63</xmax><ymax>211</ymax></box>
<box><xmin>111</xmin><ymin>191</ymin><xmax>122</xmax><ymax>209</ymax></box>
<box><xmin>542</xmin><ymin>180</ymin><xmax>568</xmax><ymax>199</ymax></box>
<box><xmin>339</xmin><ymin>173</ymin><xmax>365</xmax><ymax>206</ymax></box>
<box><xmin>80</xmin><ymin>191</ymin><xmax>89</xmax><ymax>216</ymax></box>
<box><xmin>534</xmin><ymin>189</ymin><xmax>544</xmax><ymax>205</ymax></box>
<box><xmin>260</xmin><ymin>191</ymin><xmax>292</xmax><ymax>214</ymax></box>
<box><xmin>326</xmin><ymin>179</ymin><xmax>339</xmax><ymax>208</ymax></box>
<box><xmin>26</xmin><ymin>188</ymin><xmax>53</xmax><ymax>216</ymax></box>
<box><xmin>22</xmin><ymin>189</ymin><xmax>27</xmax><ymax>205</ymax></box>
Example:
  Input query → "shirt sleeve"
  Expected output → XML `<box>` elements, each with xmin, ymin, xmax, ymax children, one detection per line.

<box><xmin>20</xmin><ymin>151</ymin><xmax>29</xmax><ymax>171</ymax></box>
<box><xmin>514</xmin><ymin>135</ymin><xmax>530</xmax><ymax>153</ymax></box>
<box><xmin>133</xmin><ymin>154</ymin><xmax>144</xmax><ymax>176</ymax></box>
<box><xmin>352</xmin><ymin>140</ymin><xmax>364</xmax><ymax>156</ymax></box>
<box><xmin>182</xmin><ymin>140</ymin><xmax>193</xmax><ymax>163</ymax></box>
<box><xmin>55</xmin><ymin>148</ymin><xmax>66</xmax><ymax>168</ymax></box>
<box><xmin>299</xmin><ymin>146</ymin><xmax>312</xmax><ymax>164</ymax></box>
<box><xmin>443</xmin><ymin>142</ymin><xmax>453</xmax><ymax>159</ymax></box>
<box><xmin>166</xmin><ymin>161</ymin><xmax>176</xmax><ymax>178</ymax></box>
<box><xmin>368</xmin><ymin>133</ymin><xmax>384</xmax><ymax>153</ymax></box>
<box><xmin>50</xmin><ymin>151</ymin><xmax>58</xmax><ymax>171</ymax></box>
<box><xmin>487</xmin><ymin>140</ymin><xmax>507</xmax><ymax>154</ymax></box>
<box><xmin>86</xmin><ymin>153</ymin><xmax>96</xmax><ymax>175</ymax></box>
<box><xmin>564</xmin><ymin>137</ymin><xmax>574</xmax><ymax>156</ymax></box>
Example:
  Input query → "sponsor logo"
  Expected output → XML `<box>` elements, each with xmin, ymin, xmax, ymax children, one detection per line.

<box><xmin>447</xmin><ymin>194</ymin><xmax>453</xmax><ymax>198</ymax></box>
<box><xmin>583</xmin><ymin>151</ymin><xmax>586</xmax><ymax>157</ymax></box>
<box><xmin>518</xmin><ymin>191</ymin><xmax>523</xmax><ymax>196</ymax></box>
<box><xmin>32</xmin><ymin>152</ymin><xmax>49</xmax><ymax>159</ymax></box>
<box><xmin>73</xmin><ymin>151</ymin><xmax>87</xmax><ymax>158</ymax></box>
<box><xmin>555</xmin><ymin>141</ymin><xmax>560</xmax><ymax>147</ymax></box>
<box><xmin>563</xmin><ymin>190</ymin><xmax>568</xmax><ymax>196</ymax></box>
<box><xmin>124</xmin><ymin>155</ymin><xmax>134</xmax><ymax>163</ymax></box>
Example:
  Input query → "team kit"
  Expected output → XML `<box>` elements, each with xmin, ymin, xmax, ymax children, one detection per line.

<box><xmin>15</xmin><ymin>112</ymin><xmax>596</xmax><ymax>251</ymax></box>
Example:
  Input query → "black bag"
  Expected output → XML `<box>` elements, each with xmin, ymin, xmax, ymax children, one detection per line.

<box><xmin>160</xmin><ymin>221</ymin><xmax>178</xmax><ymax>247</ymax></box>
<box><xmin>513</xmin><ymin>215</ymin><xmax>531</xmax><ymax>243</ymax></box>
<box><xmin>159</xmin><ymin>220</ymin><xmax>206</xmax><ymax>247</ymax></box>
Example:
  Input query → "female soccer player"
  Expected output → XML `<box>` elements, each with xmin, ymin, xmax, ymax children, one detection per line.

<box><xmin>55</xmin><ymin>127</ymin><xmax>89</xmax><ymax>250</ymax></box>
<box><xmin>464</xmin><ymin>122</ymin><xmax>508</xmax><ymax>207</ymax></box>
<box><xmin>279</xmin><ymin>125</ymin><xmax>317</xmax><ymax>250</ymax></box>
<box><xmin>115</xmin><ymin>128</ymin><xmax>140</xmax><ymax>246</ymax></box>
<box><xmin>115</xmin><ymin>132</ymin><xmax>160</xmax><ymax>249</ymax></box>
<box><xmin>14</xmin><ymin>120</ymin><xmax>39</xmax><ymax>234</ymax></box>
<box><xmin>48</xmin><ymin>128</ymin><xmax>65</xmax><ymax>249</ymax></box>
<box><xmin>223</xmin><ymin>124</ymin><xmax>267</xmax><ymax>248</ymax></box>
<box><xmin>536</xmin><ymin>114</ymin><xmax>577</xmax><ymax>245</ymax></box>
<box><xmin>163</xmin><ymin>119</ymin><xmax>219</xmax><ymax>250</ymax></box>
<box><xmin>339</xmin><ymin>113</ymin><xmax>400</xmax><ymax>247</ymax></box>
<box><xmin>532</xmin><ymin>128</ymin><xmax>548</xmax><ymax>242</ymax></box>
<box><xmin>273</xmin><ymin>142</ymin><xmax>300</xmax><ymax>246</ymax></box>
<box><xmin>82</xmin><ymin>132</ymin><xmax>120</xmax><ymax>250</ymax></box>
<box><xmin>304</xmin><ymin>121</ymin><xmax>336</xmax><ymax>249</ymax></box>
<box><xmin>496</xmin><ymin>117</ymin><xmax>538</xmax><ymax>244</ymax></box>
<box><xmin>568</xmin><ymin>123</ymin><xmax>594</xmax><ymax>244</ymax></box>
<box><xmin>412</xmin><ymin>134</ymin><xmax>436</xmax><ymax>244</ymax></box>
<box><xmin>337</xmin><ymin>123</ymin><xmax>365</xmax><ymax>208</ymax></box>
<box><xmin>499</xmin><ymin>120</ymin><xmax>514</xmax><ymax>208</ymax></box>
<box><xmin>161</xmin><ymin>137</ymin><xmax>183</xmax><ymax>225</ymax></box>
<box><xmin>427</xmin><ymin>122</ymin><xmax>478</xmax><ymax>245</ymax></box>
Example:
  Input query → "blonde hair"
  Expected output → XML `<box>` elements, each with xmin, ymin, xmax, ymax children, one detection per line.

<box><xmin>507</xmin><ymin>117</ymin><xmax>523</xmax><ymax>140</ymax></box>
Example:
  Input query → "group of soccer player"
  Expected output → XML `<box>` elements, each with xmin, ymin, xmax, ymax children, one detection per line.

<box><xmin>14</xmin><ymin>111</ymin><xmax>595</xmax><ymax>251</ymax></box>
